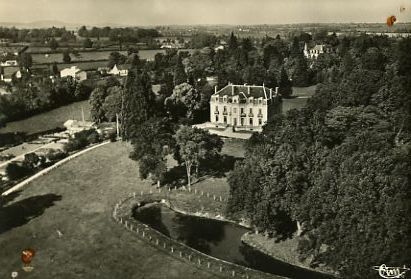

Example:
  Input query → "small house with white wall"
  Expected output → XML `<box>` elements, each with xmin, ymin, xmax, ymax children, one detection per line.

<box><xmin>108</xmin><ymin>64</ymin><xmax>129</xmax><ymax>77</ymax></box>
<box><xmin>60</xmin><ymin>66</ymin><xmax>87</xmax><ymax>81</ymax></box>
<box><xmin>0</xmin><ymin>60</ymin><xmax>18</xmax><ymax>67</ymax></box>
<box><xmin>304</xmin><ymin>43</ymin><xmax>334</xmax><ymax>59</ymax></box>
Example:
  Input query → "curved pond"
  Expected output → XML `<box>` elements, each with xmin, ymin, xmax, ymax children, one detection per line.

<box><xmin>133</xmin><ymin>204</ymin><xmax>334</xmax><ymax>279</ymax></box>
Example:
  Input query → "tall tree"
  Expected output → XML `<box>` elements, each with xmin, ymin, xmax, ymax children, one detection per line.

<box><xmin>62</xmin><ymin>50</ymin><xmax>71</xmax><ymax>63</ymax></box>
<box><xmin>89</xmin><ymin>87</ymin><xmax>107</xmax><ymax>123</ymax></box>
<box><xmin>122</xmin><ymin>69</ymin><xmax>154</xmax><ymax>140</ymax></box>
<box><xmin>174</xmin><ymin>126</ymin><xmax>222</xmax><ymax>188</ymax></box>
<box><xmin>173</xmin><ymin>55</ymin><xmax>187</xmax><ymax>86</ymax></box>
<box><xmin>278</xmin><ymin>67</ymin><xmax>292</xmax><ymax>97</ymax></box>
<box><xmin>228</xmin><ymin>32</ymin><xmax>238</xmax><ymax>50</ymax></box>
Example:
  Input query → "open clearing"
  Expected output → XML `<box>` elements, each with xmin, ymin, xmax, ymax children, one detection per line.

<box><xmin>0</xmin><ymin>142</ymin><xmax>224</xmax><ymax>279</ymax></box>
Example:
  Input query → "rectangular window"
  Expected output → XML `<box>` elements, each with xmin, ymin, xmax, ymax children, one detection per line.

<box><xmin>215</xmin><ymin>106</ymin><xmax>218</xmax><ymax>112</ymax></box>
<box><xmin>240</xmin><ymin>118</ymin><xmax>244</xmax><ymax>126</ymax></box>
<box><xmin>249</xmin><ymin>118</ymin><xmax>253</xmax><ymax>125</ymax></box>
<box><xmin>224</xmin><ymin>116</ymin><xmax>227</xmax><ymax>123</ymax></box>
<box><xmin>223</xmin><ymin>106</ymin><xmax>227</xmax><ymax>112</ymax></box>
<box><xmin>258</xmin><ymin>118</ymin><xmax>262</xmax><ymax>125</ymax></box>
<box><xmin>249</xmin><ymin>108</ymin><xmax>253</xmax><ymax>114</ymax></box>
<box><xmin>259</xmin><ymin>108</ymin><xmax>262</xmax><ymax>114</ymax></box>
<box><xmin>233</xmin><ymin>108</ymin><xmax>237</xmax><ymax>113</ymax></box>
<box><xmin>215</xmin><ymin>115</ymin><xmax>219</xmax><ymax>122</ymax></box>
<box><xmin>240</xmin><ymin>108</ymin><xmax>244</xmax><ymax>114</ymax></box>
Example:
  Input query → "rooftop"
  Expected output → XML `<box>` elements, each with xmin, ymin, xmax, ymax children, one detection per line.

<box><xmin>213</xmin><ymin>84</ymin><xmax>277</xmax><ymax>99</ymax></box>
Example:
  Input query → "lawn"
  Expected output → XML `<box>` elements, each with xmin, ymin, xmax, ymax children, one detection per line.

<box><xmin>0</xmin><ymin>142</ymin><xmax>219</xmax><ymax>279</ymax></box>
<box><xmin>0</xmin><ymin>100</ymin><xmax>91</xmax><ymax>135</ymax></box>
<box><xmin>282</xmin><ymin>98</ymin><xmax>309</xmax><ymax>113</ymax></box>
<box><xmin>291</xmin><ymin>85</ymin><xmax>317</xmax><ymax>98</ymax></box>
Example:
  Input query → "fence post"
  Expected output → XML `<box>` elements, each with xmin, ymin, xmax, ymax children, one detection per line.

<box><xmin>179</xmin><ymin>251</ymin><xmax>182</xmax><ymax>257</ymax></box>
<box><xmin>231</xmin><ymin>270</ymin><xmax>235</xmax><ymax>277</ymax></box>
<box><xmin>142</xmin><ymin>231</ymin><xmax>145</xmax><ymax>237</ymax></box>
<box><xmin>171</xmin><ymin>247</ymin><xmax>174</xmax><ymax>253</ymax></box>
<box><xmin>219</xmin><ymin>266</ymin><xmax>223</xmax><ymax>272</ymax></box>
<box><xmin>207</xmin><ymin>262</ymin><xmax>210</xmax><ymax>268</ymax></box>
<box><xmin>220</xmin><ymin>196</ymin><xmax>222</xmax><ymax>202</ymax></box>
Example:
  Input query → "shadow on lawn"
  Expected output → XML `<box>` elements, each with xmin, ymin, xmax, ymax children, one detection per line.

<box><xmin>162</xmin><ymin>155</ymin><xmax>242</xmax><ymax>187</ymax></box>
<box><xmin>0</xmin><ymin>190</ymin><xmax>23</xmax><ymax>207</ymax></box>
<box><xmin>0</xmin><ymin>193</ymin><xmax>62</xmax><ymax>234</ymax></box>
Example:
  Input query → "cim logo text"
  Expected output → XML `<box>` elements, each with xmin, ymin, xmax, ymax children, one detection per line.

<box><xmin>373</xmin><ymin>264</ymin><xmax>410</xmax><ymax>279</ymax></box>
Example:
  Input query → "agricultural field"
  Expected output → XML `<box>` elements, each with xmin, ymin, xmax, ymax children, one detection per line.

<box><xmin>30</xmin><ymin>49</ymin><xmax>196</xmax><ymax>65</ymax></box>
<box><xmin>31</xmin><ymin>51</ymin><xmax>127</xmax><ymax>64</ymax></box>
<box><xmin>0</xmin><ymin>100</ymin><xmax>91</xmax><ymax>135</ymax></box>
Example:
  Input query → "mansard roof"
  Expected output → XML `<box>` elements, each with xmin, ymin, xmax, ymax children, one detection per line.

<box><xmin>214</xmin><ymin>84</ymin><xmax>275</xmax><ymax>99</ymax></box>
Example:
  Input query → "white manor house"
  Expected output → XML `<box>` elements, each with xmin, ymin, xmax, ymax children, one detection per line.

<box><xmin>209</xmin><ymin>83</ymin><xmax>280</xmax><ymax>131</ymax></box>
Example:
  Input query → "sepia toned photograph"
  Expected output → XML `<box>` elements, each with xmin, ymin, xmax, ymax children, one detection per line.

<box><xmin>0</xmin><ymin>1</ymin><xmax>410</xmax><ymax>278</ymax></box>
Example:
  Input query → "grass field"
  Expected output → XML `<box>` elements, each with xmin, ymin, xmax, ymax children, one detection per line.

<box><xmin>281</xmin><ymin>85</ymin><xmax>317</xmax><ymax>113</ymax></box>
<box><xmin>282</xmin><ymin>98</ymin><xmax>309</xmax><ymax>113</ymax></box>
<box><xmin>0</xmin><ymin>100</ymin><xmax>91</xmax><ymax>135</ymax></box>
<box><xmin>0</xmin><ymin>142</ymin><xmax>221</xmax><ymax>279</ymax></box>
<box><xmin>292</xmin><ymin>85</ymin><xmax>317</xmax><ymax>98</ymax></box>
<box><xmin>31</xmin><ymin>51</ymin><xmax>127</xmax><ymax>64</ymax></box>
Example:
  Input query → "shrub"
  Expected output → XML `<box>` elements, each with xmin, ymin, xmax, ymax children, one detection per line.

<box><xmin>64</xmin><ymin>129</ymin><xmax>101</xmax><ymax>152</ymax></box>
<box><xmin>6</xmin><ymin>162</ymin><xmax>32</xmax><ymax>180</ymax></box>
<box><xmin>45</xmin><ymin>149</ymin><xmax>68</xmax><ymax>162</ymax></box>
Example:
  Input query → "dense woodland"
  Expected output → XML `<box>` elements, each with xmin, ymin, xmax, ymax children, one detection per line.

<box><xmin>227</xmin><ymin>37</ymin><xmax>411</xmax><ymax>278</ymax></box>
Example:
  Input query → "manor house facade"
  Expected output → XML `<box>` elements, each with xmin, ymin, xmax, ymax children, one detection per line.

<box><xmin>210</xmin><ymin>84</ymin><xmax>280</xmax><ymax>131</ymax></box>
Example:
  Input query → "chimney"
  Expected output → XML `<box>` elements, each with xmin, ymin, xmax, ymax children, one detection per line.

<box><xmin>248</xmin><ymin>86</ymin><xmax>250</xmax><ymax>95</ymax></box>
<box><xmin>231</xmin><ymin>84</ymin><xmax>234</xmax><ymax>95</ymax></box>
<box><xmin>270</xmin><ymin>88</ymin><xmax>272</xmax><ymax>99</ymax></box>
<box><xmin>214</xmin><ymin>85</ymin><xmax>217</xmax><ymax>94</ymax></box>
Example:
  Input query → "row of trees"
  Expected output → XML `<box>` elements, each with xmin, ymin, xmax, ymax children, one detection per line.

<box><xmin>0</xmin><ymin>27</ymin><xmax>76</xmax><ymax>43</ymax></box>
<box><xmin>78</xmin><ymin>26</ymin><xmax>160</xmax><ymax>42</ymax></box>
<box><xmin>226</xmin><ymin>37</ymin><xmax>411</xmax><ymax>278</ymax></box>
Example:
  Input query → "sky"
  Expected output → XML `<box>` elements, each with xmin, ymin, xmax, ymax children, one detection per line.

<box><xmin>0</xmin><ymin>0</ymin><xmax>410</xmax><ymax>26</ymax></box>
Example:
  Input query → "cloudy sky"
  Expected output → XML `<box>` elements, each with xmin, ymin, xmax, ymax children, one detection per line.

<box><xmin>0</xmin><ymin>0</ymin><xmax>410</xmax><ymax>26</ymax></box>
